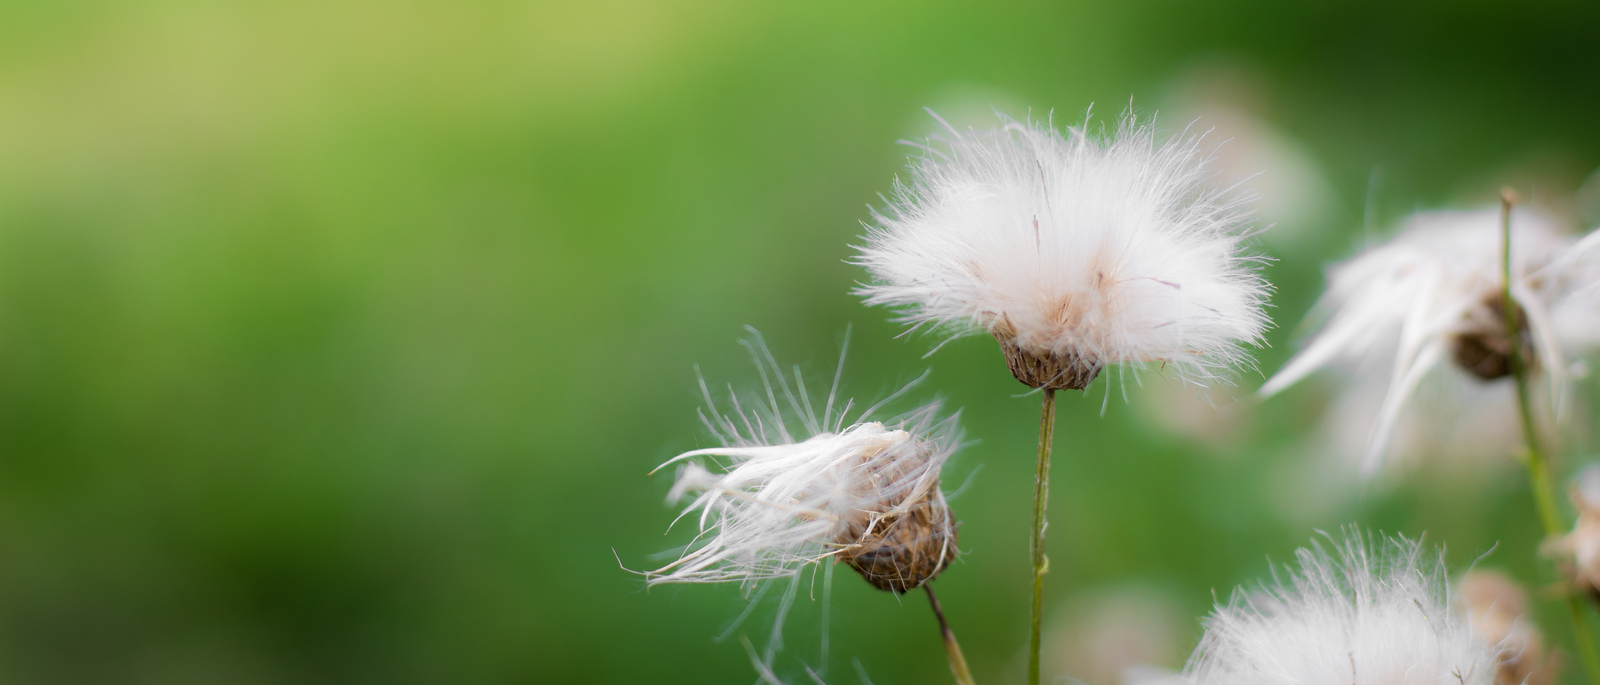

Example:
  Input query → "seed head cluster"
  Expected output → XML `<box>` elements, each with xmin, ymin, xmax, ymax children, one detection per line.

<box><xmin>632</xmin><ymin>103</ymin><xmax>1598</xmax><ymax>685</ymax></box>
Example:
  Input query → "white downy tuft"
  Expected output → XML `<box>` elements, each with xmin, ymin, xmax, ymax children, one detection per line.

<box><xmin>1262</xmin><ymin>207</ymin><xmax>1600</xmax><ymax>476</ymax></box>
<box><xmin>1185</xmin><ymin>532</ymin><xmax>1497</xmax><ymax>685</ymax></box>
<box><xmin>854</xmin><ymin>109</ymin><xmax>1271</xmax><ymax>390</ymax></box>
<box><xmin>646</xmin><ymin>330</ymin><xmax>963</xmax><ymax>593</ymax></box>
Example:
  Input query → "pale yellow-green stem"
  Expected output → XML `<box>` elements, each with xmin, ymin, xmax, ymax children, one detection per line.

<box><xmin>1028</xmin><ymin>389</ymin><xmax>1056</xmax><ymax>685</ymax></box>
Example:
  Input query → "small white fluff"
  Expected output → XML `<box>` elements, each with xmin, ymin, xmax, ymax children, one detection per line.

<box><xmin>1186</xmin><ymin>533</ymin><xmax>1498</xmax><ymax>685</ymax></box>
<box><xmin>646</xmin><ymin>331</ymin><xmax>962</xmax><ymax>591</ymax></box>
<box><xmin>854</xmin><ymin>110</ymin><xmax>1271</xmax><ymax>387</ymax></box>
<box><xmin>1261</xmin><ymin>207</ymin><xmax>1600</xmax><ymax>475</ymax></box>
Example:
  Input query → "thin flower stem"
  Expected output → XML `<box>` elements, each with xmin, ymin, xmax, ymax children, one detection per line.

<box><xmin>924</xmin><ymin>584</ymin><xmax>976</xmax><ymax>685</ymax></box>
<box><xmin>1028</xmin><ymin>389</ymin><xmax>1057</xmax><ymax>685</ymax></box>
<box><xmin>1500</xmin><ymin>189</ymin><xmax>1600</xmax><ymax>685</ymax></box>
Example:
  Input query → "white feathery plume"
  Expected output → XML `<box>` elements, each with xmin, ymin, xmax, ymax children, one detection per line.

<box><xmin>1261</xmin><ymin>207</ymin><xmax>1600</xmax><ymax>476</ymax></box>
<box><xmin>854</xmin><ymin>109</ymin><xmax>1271</xmax><ymax>390</ymax></box>
<box><xmin>647</xmin><ymin>330</ymin><xmax>963</xmax><ymax>594</ymax></box>
<box><xmin>1305</xmin><ymin>356</ymin><xmax>1536</xmax><ymax>481</ymax></box>
<box><xmin>1185</xmin><ymin>532</ymin><xmax>1498</xmax><ymax>685</ymax></box>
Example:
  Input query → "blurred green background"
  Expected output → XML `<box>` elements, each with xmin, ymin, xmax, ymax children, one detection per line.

<box><xmin>2</xmin><ymin>1</ymin><xmax>1599</xmax><ymax>683</ymax></box>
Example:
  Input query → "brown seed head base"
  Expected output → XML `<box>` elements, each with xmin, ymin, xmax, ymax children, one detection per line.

<box><xmin>836</xmin><ymin>490</ymin><xmax>957</xmax><ymax>594</ymax></box>
<box><xmin>993</xmin><ymin>331</ymin><xmax>1101</xmax><ymax>390</ymax></box>
<box><xmin>1451</xmin><ymin>292</ymin><xmax>1534</xmax><ymax>381</ymax></box>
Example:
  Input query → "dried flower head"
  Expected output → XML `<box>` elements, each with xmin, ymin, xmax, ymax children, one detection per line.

<box><xmin>1547</xmin><ymin>465</ymin><xmax>1600</xmax><ymax>601</ymax></box>
<box><xmin>1457</xmin><ymin>570</ymin><xmax>1555</xmax><ymax>685</ymax></box>
<box><xmin>1262</xmin><ymin>207</ymin><xmax>1600</xmax><ymax>475</ymax></box>
<box><xmin>854</xmin><ymin>110</ymin><xmax>1271</xmax><ymax>390</ymax></box>
<box><xmin>1185</xmin><ymin>532</ymin><xmax>1497</xmax><ymax>685</ymax></box>
<box><xmin>647</xmin><ymin>332</ymin><xmax>963</xmax><ymax>595</ymax></box>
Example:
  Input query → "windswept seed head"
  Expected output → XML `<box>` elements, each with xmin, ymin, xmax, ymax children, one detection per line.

<box><xmin>1185</xmin><ymin>532</ymin><xmax>1497</xmax><ymax>685</ymax></box>
<box><xmin>645</xmin><ymin>332</ymin><xmax>962</xmax><ymax>594</ymax></box>
<box><xmin>854</xmin><ymin>109</ymin><xmax>1271</xmax><ymax>389</ymax></box>
<box><xmin>1262</xmin><ymin>207</ymin><xmax>1600</xmax><ymax>476</ymax></box>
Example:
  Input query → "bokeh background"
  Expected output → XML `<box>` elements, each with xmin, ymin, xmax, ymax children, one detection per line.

<box><xmin>3</xmin><ymin>1</ymin><xmax>1600</xmax><ymax>683</ymax></box>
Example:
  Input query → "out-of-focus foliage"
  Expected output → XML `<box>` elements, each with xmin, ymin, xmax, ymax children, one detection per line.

<box><xmin>0</xmin><ymin>1</ymin><xmax>1597</xmax><ymax>683</ymax></box>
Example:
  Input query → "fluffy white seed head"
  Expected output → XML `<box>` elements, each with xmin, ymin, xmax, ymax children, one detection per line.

<box><xmin>1186</xmin><ymin>533</ymin><xmax>1498</xmax><ymax>685</ymax></box>
<box><xmin>854</xmin><ymin>110</ymin><xmax>1271</xmax><ymax>389</ymax></box>
<box><xmin>1262</xmin><ymin>207</ymin><xmax>1600</xmax><ymax>475</ymax></box>
<box><xmin>646</xmin><ymin>333</ymin><xmax>962</xmax><ymax>594</ymax></box>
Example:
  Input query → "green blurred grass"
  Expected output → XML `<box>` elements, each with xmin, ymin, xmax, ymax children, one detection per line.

<box><xmin>0</xmin><ymin>1</ymin><xmax>1597</xmax><ymax>683</ymax></box>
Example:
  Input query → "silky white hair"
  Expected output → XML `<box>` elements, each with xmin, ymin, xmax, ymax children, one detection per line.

<box><xmin>1186</xmin><ymin>533</ymin><xmax>1498</xmax><ymax>685</ymax></box>
<box><xmin>854</xmin><ymin>109</ymin><xmax>1271</xmax><ymax>384</ymax></box>
<box><xmin>1261</xmin><ymin>207</ymin><xmax>1600</xmax><ymax>475</ymax></box>
<box><xmin>647</xmin><ymin>330</ymin><xmax>962</xmax><ymax>591</ymax></box>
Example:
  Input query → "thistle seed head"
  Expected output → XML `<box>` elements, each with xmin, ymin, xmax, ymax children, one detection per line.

<box><xmin>1186</xmin><ymin>531</ymin><xmax>1498</xmax><ymax>685</ymax></box>
<box><xmin>1260</xmin><ymin>207</ymin><xmax>1600</xmax><ymax>476</ymax></box>
<box><xmin>1449</xmin><ymin>293</ymin><xmax>1533</xmax><ymax>381</ymax></box>
<box><xmin>834</xmin><ymin>472</ymin><xmax>958</xmax><ymax>593</ymax></box>
<box><xmin>646</xmin><ymin>331</ymin><xmax>966</xmax><ymax>594</ymax></box>
<box><xmin>854</xmin><ymin>109</ymin><xmax>1271</xmax><ymax>389</ymax></box>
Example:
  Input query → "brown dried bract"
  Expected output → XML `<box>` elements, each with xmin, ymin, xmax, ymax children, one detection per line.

<box><xmin>992</xmin><ymin>330</ymin><xmax>1101</xmax><ymax>390</ymax></box>
<box><xmin>835</xmin><ymin>490</ymin><xmax>957</xmax><ymax>594</ymax></box>
<box><xmin>1451</xmin><ymin>293</ymin><xmax>1533</xmax><ymax>381</ymax></box>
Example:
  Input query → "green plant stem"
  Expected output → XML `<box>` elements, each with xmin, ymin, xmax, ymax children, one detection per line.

<box><xmin>924</xmin><ymin>585</ymin><xmax>976</xmax><ymax>685</ymax></box>
<box><xmin>1028</xmin><ymin>389</ymin><xmax>1056</xmax><ymax>685</ymax></box>
<box><xmin>1501</xmin><ymin>191</ymin><xmax>1600</xmax><ymax>685</ymax></box>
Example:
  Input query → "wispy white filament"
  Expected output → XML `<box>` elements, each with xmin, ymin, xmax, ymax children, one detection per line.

<box><xmin>854</xmin><ymin>109</ymin><xmax>1271</xmax><ymax>383</ymax></box>
<box><xmin>1262</xmin><ymin>208</ymin><xmax>1600</xmax><ymax>475</ymax></box>
<box><xmin>647</xmin><ymin>331</ymin><xmax>962</xmax><ymax>591</ymax></box>
<box><xmin>1186</xmin><ymin>533</ymin><xmax>1497</xmax><ymax>685</ymax></box>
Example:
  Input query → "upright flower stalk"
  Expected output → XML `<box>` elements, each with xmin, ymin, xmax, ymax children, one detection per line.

<box><xmin>1499</xmin><ymin>190</ymin><xmax>1600</xmax><ymax>685</ymax></box>
<box><xmin>1027</xmin><ymin>389</ymin><xmax>1056</xmax><ymax>685</ymax></box>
